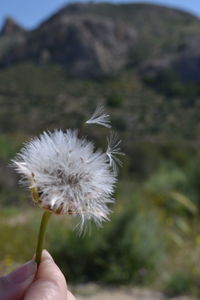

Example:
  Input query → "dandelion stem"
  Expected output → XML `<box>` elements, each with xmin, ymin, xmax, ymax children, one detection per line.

<box><xmin>35</xmin><ymin>210</ymin><xmax>51</xmax><ymax>265</ymax></box>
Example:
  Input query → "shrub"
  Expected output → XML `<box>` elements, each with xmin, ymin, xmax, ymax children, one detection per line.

<box><xmin>49</xmin><ymin>193</ymin><xmax>166</xmax><ymax>284</ymax></box>
<box><xmin>165</xmin><ymin>272</ymin><xmax>194</xmax><ymax>296</ymax></box>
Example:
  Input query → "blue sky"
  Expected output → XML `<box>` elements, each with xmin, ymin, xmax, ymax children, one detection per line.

<box><xmin>0</xmin><ymin>0</ymin><xmax>200</xmax><ymax>29</ymax></box>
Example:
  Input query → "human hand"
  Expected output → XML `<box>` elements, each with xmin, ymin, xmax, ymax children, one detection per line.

<box><xmin>0</xmin><ymin>250</ymin><xmax>76</xmax><ymax>300</ymax></box>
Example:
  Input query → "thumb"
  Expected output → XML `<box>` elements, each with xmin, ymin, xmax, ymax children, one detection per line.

<box><xmin>24</xmin><ymin>250</ymin><xmax>72</xmax><ymax>300</ymax></box>
<box><xmin>0</xmin><ymin>260</ymin><xmax>37</xmax><ymax>300</ymax></box>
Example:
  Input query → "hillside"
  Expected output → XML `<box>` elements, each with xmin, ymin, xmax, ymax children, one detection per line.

<box><xmin>1</xmin><ymin>3</ymin><xmax>200</xmax><ymax>77</ymax></box>
<box><xmin>0</xmin><ymin>2</ymin><xmax>199</xmax><ymax>141</ymax></box>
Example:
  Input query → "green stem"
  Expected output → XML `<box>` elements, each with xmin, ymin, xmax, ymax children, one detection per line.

<box><xmin>35</xmin><ymin>210</ymin><xmax>51</xmax><ymax>265</ymax></box>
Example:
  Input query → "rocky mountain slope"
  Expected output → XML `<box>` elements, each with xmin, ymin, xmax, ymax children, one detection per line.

<box><xmin>1</xmin><ymin>2</ymin><xmax>200</xmax><ymax>79</ymax></box>
<box><xmin>0</xmin><ymin>2</ymin><xmax>199</xmax><ymax>143</ymax></box>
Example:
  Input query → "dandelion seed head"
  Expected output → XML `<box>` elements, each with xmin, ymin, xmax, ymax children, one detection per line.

<box><xmin>13</xmin><ymin>129</ymin><xmax>116</xmax><ymax>230</ymax></box>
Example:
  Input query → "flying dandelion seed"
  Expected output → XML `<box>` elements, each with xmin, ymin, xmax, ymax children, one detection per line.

<box><xmin>12</xmin><ymin>106</ymin><xmax>123</xmax><ymax>264</ymax></box>
<box><xmin>86</xmin><ymin>104</ymin><xmax>111</xmax><ymax>128</ymax></box>
<box><xmin>106</xmin><ymin>131</ymin><xmax>125</xmax><ymax>175</ymax></box>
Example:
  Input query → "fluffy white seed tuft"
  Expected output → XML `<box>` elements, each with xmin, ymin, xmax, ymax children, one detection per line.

<box><xmin>106</xmin><ymin>132</ymin><xmax>125</xmax><ymax>174</ymax></box>
<box><xmin>86</xmin><ymin>104</ymin><xmax>111</xmax><ymax>128</ymax></box>
<box><xmin>13</xmin><ymin>130</ymin><xmax>117</xmax><ymax>230</ymax></box>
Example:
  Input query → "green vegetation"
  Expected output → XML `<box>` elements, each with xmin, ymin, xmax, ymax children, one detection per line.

<box><xmin>1</xmin><ymin>154</ymin><xmax>200</xmax><ymax>295</ymax></box>
<box><xmin>165</xmin><ymin>272</ymin><xmax>195</xmax><ymax>296</ymax></box>
<box><xmin>0</xmin><ymin>62</ymin><xmax>199</xmax><ymax>295</ymax></box>
<box><xmin>0</xmin><ymin>68</ymin><xmax>199</xmax><ymax>297</ymax></box>
<box><xmin>0</xmin><ymin>62</ymin><xmax>199</xmax><ymax>141</ymax></box>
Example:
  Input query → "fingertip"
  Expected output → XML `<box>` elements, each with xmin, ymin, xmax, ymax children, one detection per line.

<box><xmin>6</xmin><ymin>260</ymin><xmax>37</xmax><ymax>284</ymax></box>
<box><xmin>41</xmin><ymin>249</ymin><xmax>54</xmax><ymax>262</ymax></box>
<box><xmin>36</xmin><ymin>249</ymin><xmax>67</xmax><ymax>289</ymax></box>
<box><xmin>24</xmin><ymin>251</ymin><xmax>68</xmax><ymax>300</ymax></box>
<box><xmin>0</xmin><ymin>260</ymin><xmax>37</xmax><ymax>300</ymax></box>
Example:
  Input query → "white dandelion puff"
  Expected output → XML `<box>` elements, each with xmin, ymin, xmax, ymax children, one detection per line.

<box><xmin>86</xmin><ymin>104</ymin><xmax>111</xmax><ymax>128</ymax></box>
<box><xmin>106</xmin><ymin>131</ymin><xmax>125</xmax><ymax>174</ymax></box>
<box><xmin>12</xmin><ymin>129</ymin><xmax>116</xmax><ymax>230</ymax></box>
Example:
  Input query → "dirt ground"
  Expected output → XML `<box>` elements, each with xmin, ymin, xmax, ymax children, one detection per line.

<box><xmin>72</xmin><ymin>284</ymin><xmax>197</xmax><ymax>300</ymax></box>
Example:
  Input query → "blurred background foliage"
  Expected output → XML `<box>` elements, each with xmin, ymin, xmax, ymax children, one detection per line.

<box><xmin>0</xmin><ymin>1</ymin><xmax>200</xmax><ymax>298</ymax></box>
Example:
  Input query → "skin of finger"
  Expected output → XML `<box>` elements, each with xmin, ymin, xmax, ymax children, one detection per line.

<box><xmin>24</xmin><ymin>250</ymin><xmax>69</xmax><ymax>300</ymax></box>
<box><xmin>0</xmin><ymin>261</ymin><xmax>36</xmax><ymax>300</ymax></box>
<box><xmin>0</xmin><ymin>276</ymin><xmax>30</xmax><ymax>300</ymax></box>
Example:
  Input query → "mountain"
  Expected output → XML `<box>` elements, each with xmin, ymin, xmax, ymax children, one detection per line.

<box><xmin>0</xmin><ymin>3</ymin><xmax>138</xmax><ymax>77</ymax></box>
<box><xmin>0</xmin><ymin>2</ymin><xmax>200</xmax><ymax>78</ymax></box>
<box><xmin>0</xmin><ymin>17</ymin><xmax>26</xmax><ymax>36</ymax></box>
<box><xmin>0</xmin><ymin>2</ymin><xmax>199</xmax><ymax>144</ymax></box>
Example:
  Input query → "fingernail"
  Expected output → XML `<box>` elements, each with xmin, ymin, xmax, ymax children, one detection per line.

<box><xmin>42</xmin><ymin>249</ymin><xmax>54</xmax><ymax>262</ymax></box>
<box><xmin>8</xmin><ymin>260</ymin><xmax>37</xmax><ymax>284</ymax></box>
